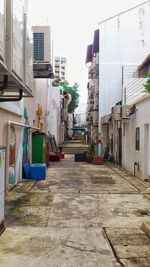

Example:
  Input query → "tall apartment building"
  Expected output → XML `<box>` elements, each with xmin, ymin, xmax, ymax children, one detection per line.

<box><xmin>54</xmin><ymin>56</ymin><xmax>67</xmax><ymax>80</ymax></box>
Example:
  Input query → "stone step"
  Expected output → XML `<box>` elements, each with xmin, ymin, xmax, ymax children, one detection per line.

<box><xmin>62</xmin><ymin>144</ymin><xmax>88</xmax><ymax>154</ymax></box>
<box><xmin>63</xmin><ymin>147</ymin><xmax>88</xmax><ymax>154</ymax></box>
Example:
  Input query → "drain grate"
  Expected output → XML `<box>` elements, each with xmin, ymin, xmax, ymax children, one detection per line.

<box><xmin>91</xmin><ymin>176</ymin><xmax>115</xmax><ymax>184</ymax></box>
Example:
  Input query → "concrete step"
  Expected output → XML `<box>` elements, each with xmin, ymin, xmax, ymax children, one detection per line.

<box><xmin>62</xmin><ymin>144</ymin><xmax>88</xmax><ymax>154</ymax></box>
<box><xmin>63</xmin><ymin>147</ymin><xmax>88</xmax><ymax>154</ymax></box>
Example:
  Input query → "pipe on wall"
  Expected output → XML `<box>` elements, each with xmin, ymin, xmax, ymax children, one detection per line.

<box><xmin>134</xmin><ymin>161</ymin><xmax>140</xmax><ymax>177</ymax></box>
<box><xmin>5</xmin><ymin>121</ymin><xmax>40</xmax><ymax>194</ymax></box>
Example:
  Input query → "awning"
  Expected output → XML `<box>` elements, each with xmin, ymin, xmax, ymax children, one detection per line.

<box><xmin>85</xmin><ymin>44</ymin><xmax>93</xmax><ymax>64</ymax></box>
<box><xmin>69</xmin><ymin>127</ymin><xmax>86</xmax><ymax>132</ymax></box>
<box><xmin>92</xmin><ymin>29</ymin><xmax>99</xmax><ymax>54</ymax></box>
<box><xmin>138</xmin><ymin>54</ymin><xmax>150</xmax><ymax>71</ymax></box>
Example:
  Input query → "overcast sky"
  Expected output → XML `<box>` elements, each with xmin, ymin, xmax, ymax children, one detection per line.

<box><xmin>28</xmin><ymin>0</ymin><xmax>147</xmax><ymax>104</ymax></box>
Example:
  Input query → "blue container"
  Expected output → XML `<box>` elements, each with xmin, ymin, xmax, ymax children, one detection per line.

<box><xmin>30</xmin><ymin>163</ymin><xmax>46</xmax><ymax>180</ymax></box>
<box><xmin>22</xmin><ymin>163</ymin><xmax>30</xmax><ymax>179</ymax></box>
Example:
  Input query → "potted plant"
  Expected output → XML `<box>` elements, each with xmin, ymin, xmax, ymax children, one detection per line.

<box><xmin>94</xmin><ymin>132</ymin><xmax>101</xmax><ymax>144</ymax></box>
<box><xmin>86</xmin><ymin>142</ymin><xmax>95</xmax><ymax>163</ymax></box>
<box><xmin>92</xmin><ymin>155</ymin><xmax>103</xmax><ymax>165</ymax></box>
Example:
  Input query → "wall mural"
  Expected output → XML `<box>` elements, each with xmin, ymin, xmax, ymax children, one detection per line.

<box><xmin>9</xmin><ymin>126</ymin><xmax>16</xmax><ymax>186</ymax></box>
<box><xmin>22</xmin><ymin>107</ymin><xmax>30</xmax><ymax>164</ymax></box>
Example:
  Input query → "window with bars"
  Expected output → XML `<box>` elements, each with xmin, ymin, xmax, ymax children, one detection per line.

<box><xmin>135</xmin><ymin>127</ymin><xmax>140</xmax><ymax>150</ymax></box>
<box><xmin>33</xmin><ymin>33</ymin><xmax>44</xmax><ymax>60</ymax></box>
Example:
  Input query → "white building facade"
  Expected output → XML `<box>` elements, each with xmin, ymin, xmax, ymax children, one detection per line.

<box><xmin>99</xmin><ymin>1</ymin><xmax>150</xmax><ymax>180</ymax></box>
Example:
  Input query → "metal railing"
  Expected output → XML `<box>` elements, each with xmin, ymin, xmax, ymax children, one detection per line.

<box><xmin>124</xmin><ymin>78</ymin><xmax>148</xmax><ymax>104</ymax></box>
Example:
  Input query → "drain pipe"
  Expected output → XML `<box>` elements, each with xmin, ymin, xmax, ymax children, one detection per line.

<box><xmin>134</xmin><ymin>162</ymin><xmax>140</xmax><ymax>177</ymax></box>
<box><xmin>5</xmin><ymin>121</ymin><xmax>40</xmax><ymax>193</ymax></box>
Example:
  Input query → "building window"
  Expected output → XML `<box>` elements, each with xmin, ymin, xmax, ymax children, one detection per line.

<box><xmin>33</xmin><ymin>33</ymin><xmax>44</xmax><ymax>60</ymax></box>
<box><xmin>135</xmin><ymin>127</ymin><xmax>140</xmax><ymax>150</ymax></box>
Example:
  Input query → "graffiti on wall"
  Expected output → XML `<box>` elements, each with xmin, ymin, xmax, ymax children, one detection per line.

<box><xmin>9</xmin><ymin>126</ymin><xmax>16</xmax><ymax>186</ymax></box>
<box><xmin>22</xmin><ymin>107</ymin><xmax>30</xmax><ymax>163</ymax></box>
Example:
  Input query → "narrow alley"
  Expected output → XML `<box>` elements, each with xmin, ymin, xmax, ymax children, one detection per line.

<box><xmin>1</xmin><ymin>1</ymin><xmax>150</xmax><ymax>266</ymax></box>
<box><xmin>0</xmin><ymin>145</ymin><xmax>150</xmax><ymax>267</ymax></box>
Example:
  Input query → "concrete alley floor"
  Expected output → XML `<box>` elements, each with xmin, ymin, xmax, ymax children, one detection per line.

<box><xmin>0</xmin><ymin>155</ymin><xmax>150</xmax><ymax>266</ymax></box>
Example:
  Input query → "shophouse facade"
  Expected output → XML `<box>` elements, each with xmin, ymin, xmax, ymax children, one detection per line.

<box><xmin>85</xmin><ymin>29</ymin><xmax>99</xmax><ymax>143</ymax></box>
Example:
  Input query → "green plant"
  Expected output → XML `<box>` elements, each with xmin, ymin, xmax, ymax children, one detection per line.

<box><xmin>87</xmin><ymin>142</ymin><xmax>95</xmax><ymax>157</ymax></box>
<box><xmin>52</xmin><ymin>78</ymin><xmax>61</xmax><ymax>87</ymax></box>
<box><xmin>143</xmin><ymin>74</ymin><xmax>150</xmax><ymax>93</ymax></box>
<box><xmin>60</xmin><ymin>81</ymin><xmax>79</xmax><ymax>113</ymax></box>
<box><xmin>94</xmin><ymin>132</ymin><xmax>101</xmax><ymax>142</ymax></box>
<box><xmin>54</xmin><ymin>79</ymin><xmax>79</xmax><ymax>114</ymax></box>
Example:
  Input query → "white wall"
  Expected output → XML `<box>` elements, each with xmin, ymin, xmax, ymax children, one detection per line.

<box><xmin>68</xmin><ymin>113</ymin><xmax>73</xmax><ymax>137</ymax></box>
<box><xmin>99</xmin><ymin>2</ymin><xmax>150</xmax><ymax>118</ymax></box>
<box><xmin>75</xmin><ymin>103</ymin><xmax>86</xmax><ymax>125</ymax></box>
<box><xmin>25</xmin><ymin>78</ymin><xmax>49</xmax><ymax>129</ymax></box>
<box><xmin>122</xmin><ymin>97</ymin><xmax>150</xmax><ymax>180</ymax></box>
<box><xmin>48</xmin><ymin>85</ymin><xmax>60</xmax><ymax>144</ymax></box>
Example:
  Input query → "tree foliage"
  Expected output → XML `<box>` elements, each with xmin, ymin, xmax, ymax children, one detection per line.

<box><xmin>143</xmin><ymin>74</ymin><xmax>150</xmax><ymax>93</ymax></box>
<box><xmin>60</xmin><ymin>81</ymin><xmax>80</xmax><ymax>113</ymax></box>
<box><xmin>52</xmin><ymin>78</ymin><xmax>61</xmax><ymax>87</ymax></box>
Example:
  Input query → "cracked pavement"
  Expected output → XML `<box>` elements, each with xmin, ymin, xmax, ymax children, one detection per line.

<box><xmin>0</xmin><ymin>154</ymin><xmax>150</xmax><ymax>266</ymax></box>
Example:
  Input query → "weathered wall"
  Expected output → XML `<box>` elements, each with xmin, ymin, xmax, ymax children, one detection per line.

<box><xmin>48</xmin><ymin>86</ymin><xmax>60</xmax><ymax>144</ymax></box>
<box><xmin>24</xmin><ymin>79</ymin><xmax>49</xmax><ymax>130</ymax></box>
<box><xmin>99</xmin><ymin>2</ymin><xmax>150</xmax><ymax>119</ymax></box>
<box><xmin>122</xmin><ymin>97</ymin><xmax>150</xmax><ymax>180</ymax></box>
<box><xmin>0</xmin><ymin>107</ymin><xmax>23</xmax><ymax>186</ymax></box>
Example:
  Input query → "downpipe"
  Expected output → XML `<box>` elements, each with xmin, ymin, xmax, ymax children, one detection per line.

<box><xmin>134</xmin><ymin>162</ymin><xmax>140</xmax><ymax>177</ymax></box>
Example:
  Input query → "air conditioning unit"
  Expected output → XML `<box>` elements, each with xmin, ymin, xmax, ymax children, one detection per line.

<box><xmin>24</xmin><ymin>14</ymin><xmax>33</xmax><ymax>93</ymax></box>
<box><xmin>0</xmin><ymin>0</ymin><xmax>6</xmax><ymax>64</ymax></box>
<box><xmin>32</xmin><ymin>26</ymin><xmax>51</xmax><ymax>63</ymax></box>
<box><xmin>6</xmin><ymin>0</ymin><xmax>24</xmax><ymax>81</ymax></box>
<box><xmin>101</xmin><ymin>115</ymin><xmax>111</xmax><ymax>125</ymax></box>
<box><xmin>112</xmin><ymin>106</ymin><xmax>121</xmax><ymax>120</ymax></box>
<box><xmin>121</xmin><ymin>105</ymin><xmax>132</xmax><ymax>119</ymax></box>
